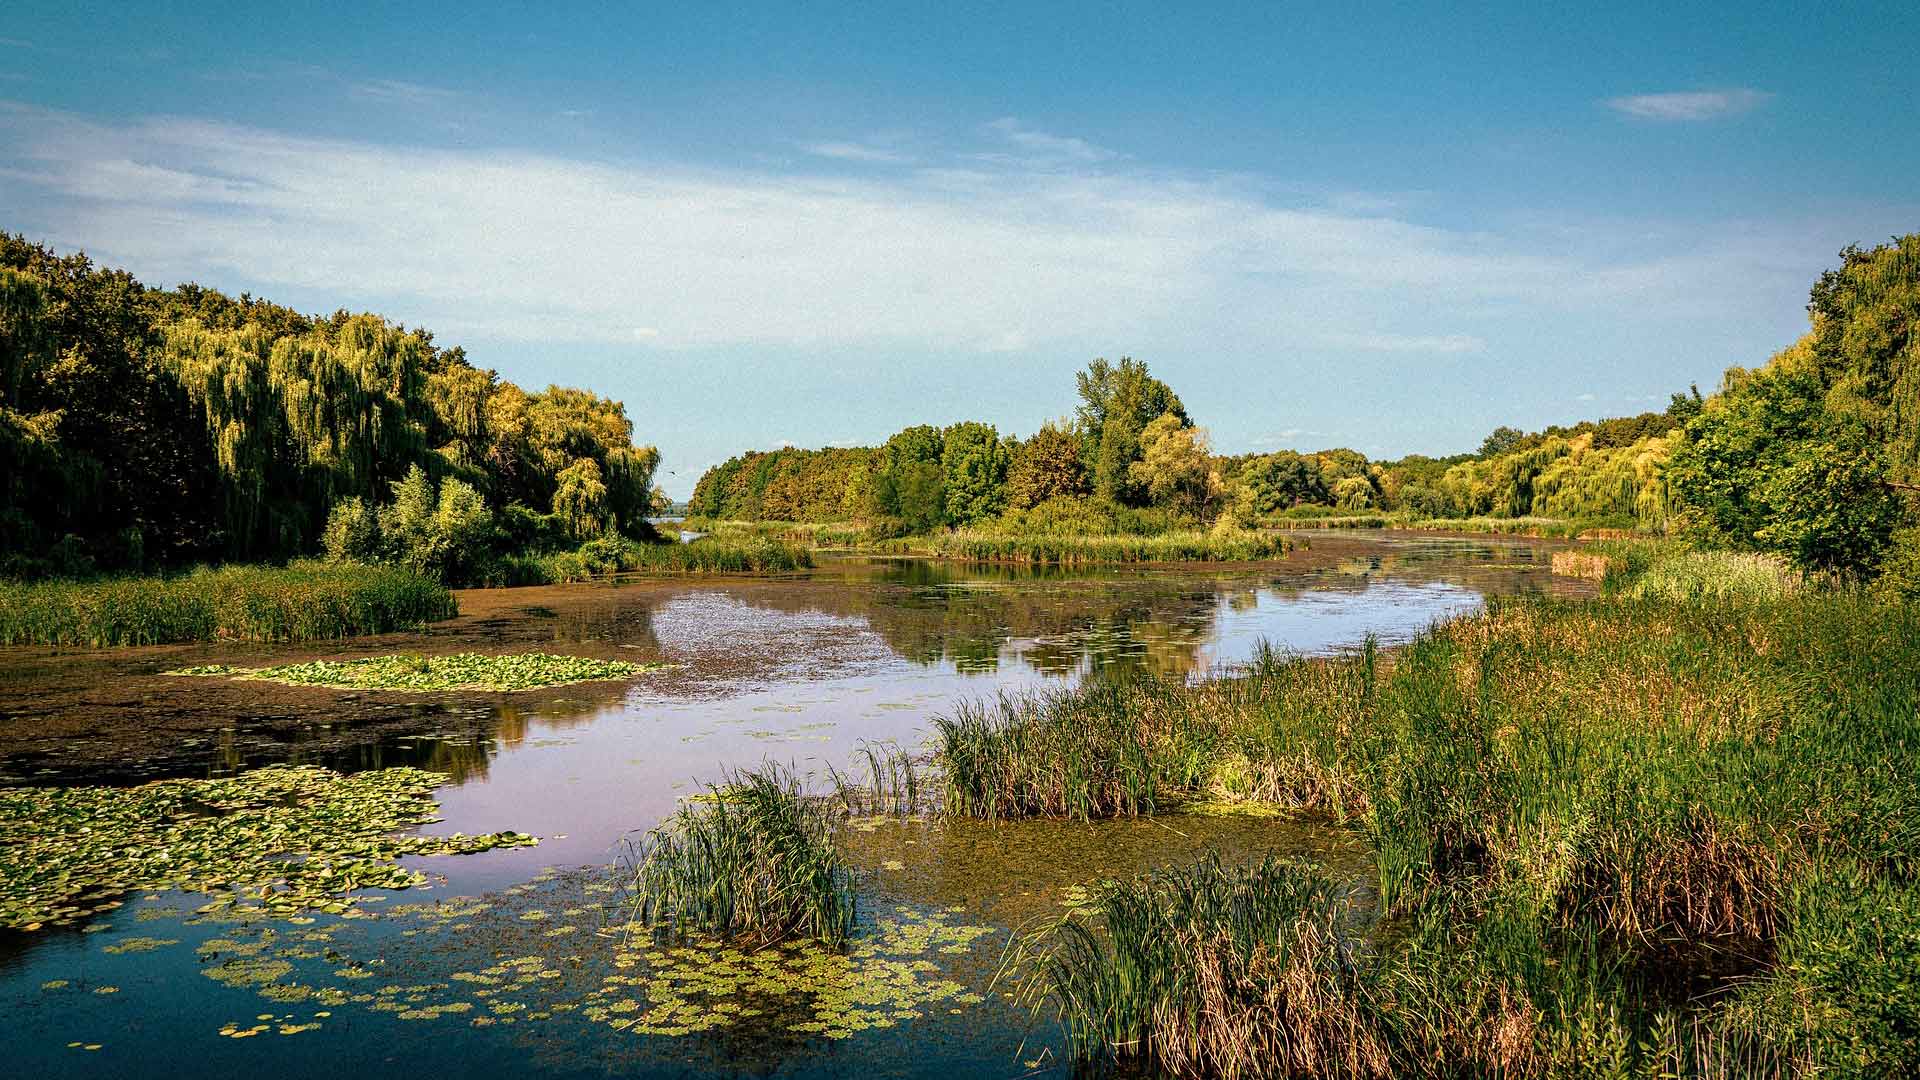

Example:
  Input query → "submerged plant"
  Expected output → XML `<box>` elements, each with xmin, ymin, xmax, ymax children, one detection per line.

<box><xmin>628</xmin><ymin>764</ymin><xmax>855</xmax><ymax>948</ymax></box>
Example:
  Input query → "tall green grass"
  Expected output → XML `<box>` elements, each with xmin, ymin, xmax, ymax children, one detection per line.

<box><xmin>1031</xmin><ymin>854</ymin><xmax>1385</xmax><ymax>1079</ymax></box>
<box><xmin>962</xmin><ymin>594</ymin><xmax>1920</xmax><ymax>1076</ymax></box>
<box><xmin>488</xmin><ymin>535</ymin><xmax>814</xmax><ymax>585</ymax></box>
<box><xmin>0</xmin><ymin>561</ymin><xmax>456</xmax><ymax>647</ymax></box>
<box><xmin>928</xmin><ymin>528</ymin><xmax>1290</xmax><ymax>565</ymax></box>
<box><xmin>626</xmin><ymin>764</ymin><xmax>854</xmax><ymax>947</ymax></box>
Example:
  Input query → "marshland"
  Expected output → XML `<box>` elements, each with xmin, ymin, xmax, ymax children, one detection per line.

<box><xmin>2</xmin><ymin>91</ymin><xmax>1918</xmax><ymax>1080</ymax></box>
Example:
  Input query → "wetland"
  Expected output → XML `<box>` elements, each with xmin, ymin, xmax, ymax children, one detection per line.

<box><xmin>0</xmin><ymin>532</ymin><xmax>1572</xmax><ymax>1078</ymax></box>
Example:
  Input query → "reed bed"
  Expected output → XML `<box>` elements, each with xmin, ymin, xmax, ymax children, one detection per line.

<box><xmin>532</xmin><ymin>535</ymin><xmax>813</xmax><ymax>583</ymax></box>
<box><xmin>1030</xmin><ymin>854</ymin><xmax>1386</xmax><ymax>1079</ymax></box>
<box><xmin>0</xmin><ymin>561</ymin><xmax>455</xmax><ymax>647</ymax></box>
<box><xmin>927</xmin><ymin>528</ymin><xmax>1290</xmax><ymax>566</ymax></box>
<box><xmin>626</xmin><ymin>764</ymin><xmax>854</xmax><ymax>948</ymax></box>
<box><xmin>957</xmin><ymin>594</ymin><xmax>1920</xmax><ymax>1076</ymax></box>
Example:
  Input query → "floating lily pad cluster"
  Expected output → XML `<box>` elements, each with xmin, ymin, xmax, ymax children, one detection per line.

<box><xmin>166</xmin><ymin>652</ymin><xmax>657</xmax><ymax>692</ymax></box>
<box><xmin>84</xmin><ymin>869</ymin><xmax>1000</xmax><ymax>1050</ymax></box>
<box><xmin>584</xmin><ymin>907</ymin><xmax>994</xmax><ymax>1038</ymax></box>
<box><xmin>0</xmin><ymin>765</ymin><xmax>536</xmax><ymax>930</ymax></box>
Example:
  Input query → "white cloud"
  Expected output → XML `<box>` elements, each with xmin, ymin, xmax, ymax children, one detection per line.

<box><xmin>349</xmin><ymin>78</ymin><xmax>458</xmax><ymax>106</ymax></box>
<box><xmin>0</xmin><ymin>103</ymin><xmax>1829</xmax><ymax>358</ymax></box>
<box><xmin>1322</xmin><ymin>332</ymin><xmax>1486</xmax><ymax>354</ymax></box>
<box><xmin>803</xmin><ymin>141</ymin><xmax>914</xmax><ymax>165</ymax></box>
<box><xmin>1604</xmin><ymin>88</ymin><xmax>1772</xmax><ymax>121</ymax></box>
<box><xmin>983</xmin><ymin>117</ymin><xmax>1118</xmax><ymax>164</ymax></box>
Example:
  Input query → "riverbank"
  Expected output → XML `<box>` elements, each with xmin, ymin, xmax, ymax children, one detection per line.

<box><xmin>933</xmin><ymin>575</ymin><xmax>1918</xmax><ymax>1076</ymax></box>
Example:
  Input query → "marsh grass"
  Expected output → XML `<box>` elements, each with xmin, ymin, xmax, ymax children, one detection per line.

<box><xmin>540</xmin><ymin>535</ymin><xmax>814</xmax><ymax>583</ymax></box>
<box><xmin>928</xmin><ymin>529</ymin><xmax>1290</xmax><ymax>566</ymax></box>
<box><xmin>959</xmin><ymin>593</ymin><xmax>1920</xmax><ymax>1076</ymax></box>
<box><xmin>0</xmin><ymin>561</ymin><xmax>454</xmax><ymax>647</ymax></box>
<box><xmin>827</xmin><ymin>741</ymin><xmax>930</xmax><ymax>816</ymax></box>
<box><xmin>628</xmin><ymin>764</ymin><xmax>855</xmax><ymax>948</ymax></box>
<box><xmin>1027</xmin><ymin>854</ymin><xmax>1386</xmax><ymax>1079</ymax></box>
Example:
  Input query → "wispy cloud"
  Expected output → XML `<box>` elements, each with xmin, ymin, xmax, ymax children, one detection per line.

<box><xmin>983</xmin><ymin>117</ymin><xmax>1118</xmax><ymax>164</ymax></box>
<box><xmin>1322</xmin><ymin>331</ymin><xmax>1486</xmax><ymax>354</ymax></box>
<box><xmin>0</xmin><ymin>103</ymin><xmax>1829</xmax><ymax>358</ymax></box>
<box><xmin>1603</xmin><ymin>88</ymin><xmax>1771</xmax><ymax>121</ymax></box>
<box><xmin>802</xmin><ymin>140</ymin><xmax>914</xmax><ymax>165</ymax></box>
<box><xmin>349</xmin><ymin>78</ymin><xmax>458</xmax><ymax>106</ymax></box>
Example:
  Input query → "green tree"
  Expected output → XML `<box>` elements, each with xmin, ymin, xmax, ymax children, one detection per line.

<box><xmin>1075</xmin><ymin>357</ymin><xmax>1187</xmax><ymax>504</ymax></box>
<box><xmin>1130</xmin><ymin>412</ymin><xmax>1216</xmax><ymax>516</ymax></box>
<box><xmin>1006</xmin><ymin>422</ymin><xmax>1088</xmax><ymax>509</ymax></box>
<box><xmin>869</xmin><ymin>425</ymin><xmax>947</xmax><ymax>531</ymax></box>
<box><xmin>941</xmin><ymin>421</ymin><xmax>1012</xmax><ymax>524</ymax></box>
<box><xmin>1233</xmin><ymin>451</ymin><xmax>1328</xmax><ymax>516</ymax></box>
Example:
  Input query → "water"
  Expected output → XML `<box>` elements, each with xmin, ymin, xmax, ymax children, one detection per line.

<box><xmin>0</xmin><ymin>532</ymin><xmax>1581</xmax><ymax>1077</ymax></box>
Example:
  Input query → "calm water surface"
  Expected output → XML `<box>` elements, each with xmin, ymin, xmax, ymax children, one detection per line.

<box><xmin>0</xmin><ymin>532</ymin><xmax>1581</xmax><ymax>1078</ymax></box>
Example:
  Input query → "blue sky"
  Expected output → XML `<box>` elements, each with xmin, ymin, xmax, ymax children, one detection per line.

<box><xmin>3</xmin><ymin>3</ymin><xmax>1916</xmax><ymax>497</ymax></box>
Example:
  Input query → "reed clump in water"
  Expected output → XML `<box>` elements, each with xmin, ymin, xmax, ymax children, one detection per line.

<box><xmin>628</xmin><ymin>764</ymin><xmax>854</xmax><ymax>948</ymax></box>
<box><xmin>0</xmin><ymin>560</ymin><xmax>455</xmax><ymax>647</ymax></box>
<box><xmin>1034</xmin><ymin>853</ymin><xmax>1388</xmax><ymax>1080</ymax></box>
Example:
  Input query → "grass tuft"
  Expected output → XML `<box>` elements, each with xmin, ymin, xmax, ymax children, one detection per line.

<box><xmin>627</xmin><ymin>763</ymin><xmax>855</xmax><ymax>948</ymax></box>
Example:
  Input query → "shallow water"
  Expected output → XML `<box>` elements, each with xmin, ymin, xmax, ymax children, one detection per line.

<box><xmin>0</xmin><ymin>532</ymin><xmax>1581</xmax><ymax>1077</ymax></box>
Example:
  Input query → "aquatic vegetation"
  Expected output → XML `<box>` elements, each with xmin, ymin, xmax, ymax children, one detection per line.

<box><xmin>0</xmin><ymin>765</ymin><xmax>536</xmax><ymax>929</ymax></box>
<box><xmin>629</xmin><ymin>765</ymin><xmax>855</xmax><ymax>947</ymax></box>
<box><xmin>948</xmin><ymin>593</ymin><xmax>1920</xmax><ymax>1075</ymax></box>
<box><xmin>934</xmin><ymin>685</ymin><xmax>1177</xmax><ymax>820</ymax></box>
<box><xmin>1028</xmin><ymin>854</ymin><xmax>1384</xmax><ymax>1079</ymax></box>
<box><xmin>1549</xmin><ymin>549</ymin><xmax>1611</xmax><ymax>580</ymax></box>
<box><xmin>165</xmin><ymin>651</ymin><xmax>655</xmax><ymax>692</ymax></box>
<box><xmin>928</xmin><ymin>528</ymin><xmax>1290</xmax><ymax>565</ymax></box>
<box><xmin>1604</xmin><ymin>543</ymin><xmax>1801</xmax><ymax>603</ymax></box>
<box><xmin>122</xmin><ymin>868</ymin><xmax>997</xmax><ymax>1056</ymax></box>
<box><xmin>0</xmin><ymin>561</ymin><xmax>456</xmax><ymax>647</ymax></box>
<box><xmin>532</xmin><ymin>535</ymin><xmax>814</xmax><ymax>583</ymax></box>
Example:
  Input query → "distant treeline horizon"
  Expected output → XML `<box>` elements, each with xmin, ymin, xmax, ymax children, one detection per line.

<box><xmin>7</xmin><ymin>231</ymin><xmax>1919</xmax><ymax>591</ymax></box>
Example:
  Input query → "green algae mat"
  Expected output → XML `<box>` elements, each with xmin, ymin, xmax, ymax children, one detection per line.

<box><xmin>0</xmin><ymin>765</ymin><xmax>536</xmax><ymax>930</ymax></box>
<box><xmin>165</xmin><ymin>652</ymin><xmax>660</xmax><ymax>692</ymax></box>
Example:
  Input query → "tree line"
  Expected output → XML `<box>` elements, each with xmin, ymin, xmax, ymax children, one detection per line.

<box><xmin>692</xmin><ymin>232</ymin><xmax>1920</xmax><ymax>589</ymax></box>
<box><xmin>690</xmin><ymin>359</ymin><xmax>1696</xmax><ymax>534</ymax></box>
<box><xmin>0</xmin><ymin>234</ymin><xmax>663</xmax><ymax>578</ymax></box>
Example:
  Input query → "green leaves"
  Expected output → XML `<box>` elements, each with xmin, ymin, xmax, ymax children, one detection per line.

<box><xmin>0</xmin><ymin>765</ymin><xmax>536</xmax><ymax>930</ymax></box>
<box><xmin>166</xmin><ymin>651</ymin><xmax>654</xmax><ymax>693</ymax></box>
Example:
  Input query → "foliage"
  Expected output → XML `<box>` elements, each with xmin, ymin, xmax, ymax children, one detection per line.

<box><xmin>0</xmin><ymin>561</ymin><xmax>454</xmax><ymax>647</ymax></box>
<box><xmin>0</xmin><ymin>234</ymin><xmax>657</xmax><ymax>575</ymax></box>
<box><xmin>0</xmin><ymin>765</ymin><xmax>535</xmax><ymax>929</ymax></box>
<box><xmin>1075</xmin><ymin>357</ymin><xmax>1189</xmax><ymax>505</ymax></box>
<box><xmin>1668</xmin><ymin>236</ymin><xmax>1920</xmax><ymax>579</ymax></box>
<box><xmin>1130</xmin><ymin>412</ymin><xmax>1219</xmax><ymax>516</ymax></box>
<box><xmin>1006</xmin><ymin>421</ymin><xmax>1089</xmax><ymax>509</ymax></box>
<box><xmin>939</xmin><ymin>420</ymin><xmax>1013</xmax><ymax>524</ymax></box>
<box><xmin>928</xmin><ymin>528</ymin><xmax>1288</xmax><ymax>565</ymax></box>
<box><xmin>166</xmin><ymin>652</ymin><xmax>653</xmax><ymax>692</ymax></box>
<box><xmin>629</xmin><ymin>764</ymin><xmax>855</xmax><ymax>947</ymax></box>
